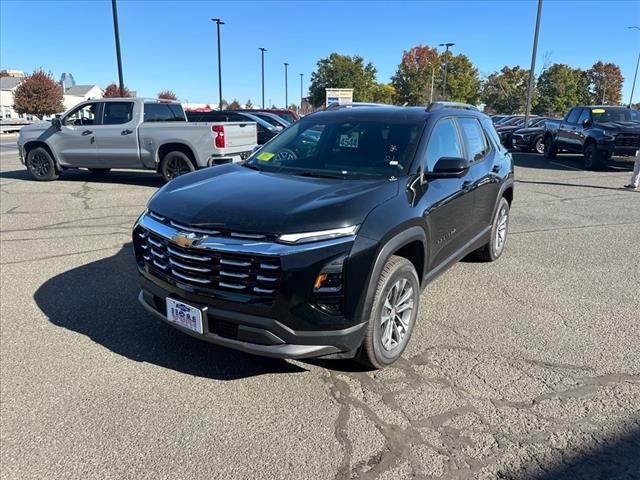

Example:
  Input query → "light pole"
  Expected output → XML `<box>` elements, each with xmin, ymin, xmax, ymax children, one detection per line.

<box><xmin>284</xmin><ymin>63</ymin><xmax>289</xmax><ymax>108</ymax></box>
<box><xmin>524</xmin><ymin>0</ymin><xmax>542</xmax><ymax>128</ymax></box>
<box><xmin>439</xmin><ymin>43</ymin><xmax>454</xmax><ymax>99</ymax></box>
<box><xmin>629</xmin><ymin>26</ymin><xmax>640</xmax><ymax>108</ymax></box>
<box><xmin>111</xmin><ymin>0</ymin><xmax>125</xmax><ymax>97</ymax></box>
<box><xmin>299</xmin><ymin>73</ymin><xmax>304</xmax><ymax>114</ymax></box>
<box><xmin>430</xmin><ymin>64</ymin><xmax>435</xmax><ymax>104</ymax></box>
<box><xmin>259</xmin><ymin>47</ymin><xmax>267</xmax><ymax>108</ymax></box>
<box><xmin>211</xmin><ymin>18</ymin><xmax>224</xmax><ymax>110</ymax></box>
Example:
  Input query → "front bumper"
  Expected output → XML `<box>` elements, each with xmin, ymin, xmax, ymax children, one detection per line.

<box><xmin>511</xmin><ymin>134</ymin><xmax>534</xmax><ymax>149</ymax></box>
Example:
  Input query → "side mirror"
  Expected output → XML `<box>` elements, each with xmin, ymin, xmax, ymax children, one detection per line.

<box><xmin>428</xmin><ymin>157</ymin><xmax>469</xmax><ymax>178</ymax></box>
<box><xmin>583</xmin><ymin>118</ymin><xmax>592</xmax><ymax>128</ymax></box>
<box><xmin>52</xmin><ymin>117</ymin><xmax>62</xmax><ymax>131</ymax></box>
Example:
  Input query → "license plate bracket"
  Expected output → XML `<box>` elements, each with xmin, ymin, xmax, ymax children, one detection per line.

<box><xmin>166</xmin><ymin>298</ymin><xmax>204</xmax><ymax>334</ymax></box>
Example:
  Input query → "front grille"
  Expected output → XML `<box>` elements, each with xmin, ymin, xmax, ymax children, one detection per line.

<box><xmin>615</xmin><ymin>135</ymin><xmax>640</xmax><ymax>148</ymax></box>
<box><xmin>134</xmin><ymin>227</ymin><xmax>281</xmax><ymax>298</ymax></box>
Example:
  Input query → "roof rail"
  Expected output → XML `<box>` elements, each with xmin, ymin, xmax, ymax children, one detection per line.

<box><xmin>324</xmin><ymin>102</ymin><xmax>390</xmax><ymax>111</ymax></box>
<box><xmin>426</xmin><ymin>101</ymin><xmax>479</xmax><ymax>112</ymax></box>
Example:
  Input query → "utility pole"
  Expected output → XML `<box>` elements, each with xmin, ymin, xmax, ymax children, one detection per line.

<box><xmin>259</xmin><ymin>48</ymin><xmax>267</xmax><ymax>108</ymax></box>
<box><xmin>439</xmin><ymin>42</ymin><xmax>454</xmax><ymax>99</ymax></box>
<box><xmin>284</xmin><ymin>63</ymin><xmax>289</xmax><ymax>108</ymax></box>
<box><xmin>111</xmin><ymin>0</ymin><xmax>125</xmax><ymax>97</ymax></box>
<box><xmin>211</xmin><ymin>18</ymin><xmax>224</xmax><ymax>110</ymax></box>
<box><xmin>524</xmin><ymin>0</ymin><xmax>542</xmax><ymax>128</ymax></box>
<box><xmin>629</xmin><ymin>27</ymin><xmax>640</xmax><ymax>108</ymax></box>
<box><xmin>299</xmin><ymin>73</ymin><xmax>304</xmax><ymax>114</ymax></box>
<box><xmin>430</xmin><ymin>65</ymin><xmax>435</xmax><ymax>104</ymax></box>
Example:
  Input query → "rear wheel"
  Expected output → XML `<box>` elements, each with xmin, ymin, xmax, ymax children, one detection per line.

<box><xmin>584</xmin><ymin>143</ymin><xmax>603</xmax><ymax>170</ymax></box>
<box><xmin>160</xmin><ymin>151</ymin><xmax>195</xmax><ymax>182</ymax></box>
<box><xmin>473</xmin><ymin>197</ymin><xmax>510</xmax><ymax>262</ymax></box>
<box><xmin>534</xmin><ymin>136</ymin><xmax>545</xmax><ymax>154</ymax></box>
<box><xmin>357</xmin><ymin>256</ymin><xmax>420</xmax><ymax>369</ymax></box>
<box><xmin>88</xmin><ymin>168</ymin><xmax>110</xmax><ymax>175</ymax></box>
<box><xmin>26</xmin><ymin>147</ymin><xmax>59</xmax><ymax>181</ymax></box>
<box><xmin>543</xmin><ymin>136</ymin><xmax>557</xmax><ymax>159</ymax></box>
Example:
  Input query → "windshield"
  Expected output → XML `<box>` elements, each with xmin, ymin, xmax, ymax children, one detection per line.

<box><xmin>245</xmin><ymin>118</ymin><xmax>423</xmax><ymax>179</ymax></box>
<box><xmin>276</xmin><ymin>112</ymin><xmax>296</xmax><ymax>123</ymax></box>
<box><xmin>591</xmin><ymin>107</ymin><xmax>640</xmax><ymax>123</ymax></box>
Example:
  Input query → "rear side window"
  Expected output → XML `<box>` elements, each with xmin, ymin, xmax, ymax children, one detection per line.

<box><xmin>425</xmin><ymin>118</ymin><xmax>463</xmax><ymax>171</ymax></box>
<box><xmin>458</xmin><ymin>117</ymin><xmax>489</xmax><ymax>162</ymax></box>
<box><xmin>102</xmin><ymin>102</ymin><xmax>133</xmax><ymax>125</ymax></box>
<box><xmin>565</xmin><ymin>108</ymin><xmax>581</xmax><ymax>124</ymax></box>
<box><xmin>480</xmin><ymin>117</ymin><xmax>504</xmax><ymax>151</ymax></box>
<box><xmin>144</xmin><ymin>103</ymin><xmax>185</xmax><ymax>122</ymax></box>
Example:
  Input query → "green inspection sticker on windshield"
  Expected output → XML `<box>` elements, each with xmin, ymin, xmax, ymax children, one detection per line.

<box><xmin>592</xmin><ymin>108</ymin><xmax>605</xmax><ymax>114</ymax></box>
<box><xmin>257</xmin><ymin>152</ymin><xmax>274</xmax><ymax>161</ymax></box>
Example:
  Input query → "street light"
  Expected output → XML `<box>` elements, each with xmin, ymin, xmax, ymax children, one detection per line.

<box><xmin>524</xmin><ymin>0</ymin><xmax>543</xmax><ymax>128</ymax></box>
<box><xmin>629</xmin><ymin>26</ymin><xmax>640</xmax><ymax>108</ymax></box>
<box><xmin>284</xmin><ymin>62</ymin><xmax>289</xmax><ymax>108</ymax></box>
<box><xmin>299</xmin><ymin>73</ymin><xmax>304</xmax><ymax>114</ymax></box>
<box><xmin>111</xmin><ymin>0</ymin><xmax>125</xmax><ymax>97</ymax></box>
<box><xmin>439</xmin><ymin>42</ymin><xmax>454</xmax><ymax>99</ymax></box>
<box><xmin>211</xmin><ymin>18</ymin><xmax>224</xmax><ymax>110</ymax></box>
<box><xmin>259</xmin><ymin>48</ymin><xmax>267</xmax><ymax>108</ymax></box>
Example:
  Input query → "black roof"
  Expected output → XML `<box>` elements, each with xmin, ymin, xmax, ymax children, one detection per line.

<box><xmin>305</xmin><ymin>105</ymin><xmax>488</xmax><ymax>123</ymax></box>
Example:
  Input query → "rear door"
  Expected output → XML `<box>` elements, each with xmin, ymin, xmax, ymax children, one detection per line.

<box><xmin>53</xmin><ymin>102</ymin><xmax>99</xmax><ymax>166</ymax></box>
<box><xmin>93</xmin><ymin>100</ymin><xmax>141</xmax><ymax>168</ymax></box>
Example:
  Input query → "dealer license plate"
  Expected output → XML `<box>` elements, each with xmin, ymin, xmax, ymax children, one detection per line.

<box><xmin>166</xmin><ymin>298</ymin><xmax>203</xmax><ymax>334</ymax></box>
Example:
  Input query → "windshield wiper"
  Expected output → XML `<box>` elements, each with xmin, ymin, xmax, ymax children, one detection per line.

<box><xmin>294</xmin><ymin>171</ymin><xmax>345</xmax><ymax>179</ymax></box>
<box><xmin>243</xmin><ymin>163</ymin><xmax>262</xmax><ymax>171</ymax></box>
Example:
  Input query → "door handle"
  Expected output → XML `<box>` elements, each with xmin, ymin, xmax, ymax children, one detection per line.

<box><xmin>492</xmin><ymin>165</ymin><xmax>500</xmax><ymax>173</ymax></box>
<box><xmin>121</xmin><ymin>129</ymin><xmax>133</xmax><ymax>135</ymax></box>
<box><xmin>82</xmin><ymin>130</ymin><xmax>93</xmax><ymax>136</ymax></box>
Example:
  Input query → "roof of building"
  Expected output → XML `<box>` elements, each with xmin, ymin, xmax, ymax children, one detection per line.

<box><xmin>65</xmin><ymin>85</ymin><xmax>102</xmax><ymax>96</ymax></box>
<box><xmin>0</xmin><ymin>77</ymin><xmax>23</xmax><ymax>91</ymax></box>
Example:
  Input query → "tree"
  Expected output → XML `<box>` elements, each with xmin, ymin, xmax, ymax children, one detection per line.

<box><xmin>220</xmin><ymin>99</ymin><xmax>229</xmax><ymax>109</ymax></box>
<box><xmin>13</xmin><ymin>69</ymin><xmax>64</xmax><ymax>119</ymax></box>
<box><xmin>245</xmin><ymin>99</ymin><xmax>254</xmax><ymax>109</ymax></box>
<box><xmin>308</xmin><ymin>53</ymin><xmax>377</xmax><ymax>107</ymax></box>
<box><xmin>104</xmin><ymin>82</ymin><xmax>132</xmax><ymax>98</ymax></box>
<box><xmin>391</xmin><ymin>45</ymin><xmax>439</xmax><ymax>105</ymax></box>
<box><xmin>534</xmin><ymin>64</ymin><xmax>589</xmax><ymax>116</ymax></box>
<box><xmin>0</xmin><ymin>70</ymin><xmax>10</xmax><ymax>78</ymax></box>
<box><xmin>372</xmin><ymin>83</ymin><xmax>396</xmax><ymax>104</ymax></box>
<box><xmin>228</xmin><ymin>99</ymin><xmax>241</xmax><ymax>110</ymax></box>
<box><xmin>587</xmin><ymin>61</ymin><xmax>624</xmax><ymax>105</ymax></box>
<box><xmin>157</xmin><ymin>89</ymin><xmax>177</xmax><ymax>100</ymax></box>
<box><xmin>443</xmin><ymin>52</ymin><xmax>481</xmax><ymax>104</ymax></box>
<box><xmin>287</xmin><ymin>104</ymin><xmax>299</xmax><ymax>112</ymax></box>
<box><xmin>482</xmin><ymin>66</ymin><xmax>532</xmax><ymax>114</ymax></box>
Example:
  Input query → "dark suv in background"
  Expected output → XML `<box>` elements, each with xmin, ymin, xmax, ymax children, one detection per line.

<box><xmin>133</xmin><ymin>102</ymin><xmax>514</xmax><ymax>368</ymax></box>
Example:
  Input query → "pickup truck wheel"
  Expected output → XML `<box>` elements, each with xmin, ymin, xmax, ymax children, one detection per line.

<box><xmin>357</xmin><ymin>256</ymin><xmax>420</xmax><ymax>369</ymax></box>
<box><xmin>584</xmin><ymin>143</ymin><xmax>603</xmax><ymax>170</ymax></box>
<box><xmin>161</xmin><ymin>151</ymin><xmax>195</xmax><ymax>182</ymax></box>
<box><xmin>88</xmin><ymin>168</ymin><xmax>110</xmax><ymax>175</ymax></box>
<box><xmin>543</xmin><ymin>136</ymin><xmax>557</xmax><ymax>158</ymax></box>
<box><xmin>534</xmin><ymin>136</ymin><xmax>545</xmax><ymax>154</ymax></box>
<box><xmin>26</xmin><ymin>147</ymin><xmax>59</xmax><ymax>181</ymax></box>
<box><xmin>473</xmin><ymin>197</ymin><xmax>510</xmax><ymax>262</ymax></box>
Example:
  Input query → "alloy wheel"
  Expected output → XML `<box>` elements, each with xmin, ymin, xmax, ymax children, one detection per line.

<box><xmin>28</xmin><ymin>151</ymin><xmax>50</xmax><ymax>177</ymax></box>
<box><xmin>494</xmin><ymin>205</ymin><xmax>509</xmax><ymax>256</ymax></box>
<box><xmin>165</xmin><ymin>157</ymin><xmax>191</xmax><ymax>180</ymax></box>
<box><xmin>380</xmin><ymin>278</ymin><xmax>414</xmax><ymax>351</ymax></box>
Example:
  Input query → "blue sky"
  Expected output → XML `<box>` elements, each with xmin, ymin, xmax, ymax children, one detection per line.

<box><xmin>1</xmin><ymin>0</ymin><xmax>639</xmax><ymax>107</ymax></box>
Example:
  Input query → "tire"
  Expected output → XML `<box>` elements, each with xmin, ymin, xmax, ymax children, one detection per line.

<box><xmin>543</xmin><ymin>136</ymin><xmax>557</xmax><ymax>159</ymax></box>
<box><xmin>533</xmin><ymin>136</ymin><xmax>545</xmax><ymax>154</ymax></box>
<box><xmin>26</xmin><ymin>147</ymin><xmax>59</xmax><ymax>181</ymax></box>
<box><xmin>584</xmin><ymin>143</ymin><xmax>603</xmax><ymax>170</ymax></box>
<box><xmin>473</xmin><ymin>197</ymin><xmax>510</xmax><ymax>262</ymax></box>
<box><xmin>160</xmin><ymin>151</ymin><xmax>195</xmax><ymax>182</ymax></box>
<box><xmin>88</xmin><ymin>168</ymin><xmax>110</xmax><ymax>175</ymax></box>
<box><xmin>357</xmin><ymin>256</ymin><xmax>420</xmax><ymax>369</ymax></box>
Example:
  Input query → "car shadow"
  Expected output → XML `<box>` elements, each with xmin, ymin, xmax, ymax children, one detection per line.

<box><xmin>0</xmin><ymin>168</ymin><xmax>165</xmax><ymax>188</ymax></box>
<box><xmin>33</xmin><ymin>243</ymin><xmax>306</xmax><ymax>380</ymax></box>
<box><xmin>512</xmin><ymin>152</ymin><xmax>634</xmax><ymax>172</ymax></box>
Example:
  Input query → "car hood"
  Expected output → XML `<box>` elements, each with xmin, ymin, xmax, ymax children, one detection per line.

<box><xmin>148</xmin><ymin>164</ymin><xmax>399</xmax><ymax>234</ymax></box>
<box><xmin>19</xmin><ymin>121</ymin><xmax>53</xmax><ymax>136</ymax></box>
<box><xmin>593</xmin><ymin>121</ymin><xmax>640</xmax><ymax>133</ymax></box>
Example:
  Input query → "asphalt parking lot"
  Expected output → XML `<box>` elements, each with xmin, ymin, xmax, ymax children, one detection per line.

<box><xmin>1</xmin><ymin>137</ymin><xmax>639</xmax><ymax>480</ymax></box>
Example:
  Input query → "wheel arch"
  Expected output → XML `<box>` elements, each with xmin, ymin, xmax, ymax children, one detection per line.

<box><xmin>157</xmin><ymin>143</ymin><xmax>197</xmax><ymax>172</ymax></box>
<box><xmin>23</xmin><ymin>141</ymin><xmax>59</xmax><ymax>169</ymax></box>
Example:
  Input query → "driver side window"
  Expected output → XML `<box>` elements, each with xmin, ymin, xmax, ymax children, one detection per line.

<box><xmin>64</xmin><ymin>103</ymin><xmax>98</xmax><ymax>126</ymax></box>
<box><xmin>425</xmin><ymin>118</ymin><xmax>463</xmax><ymax>171</ymax></box>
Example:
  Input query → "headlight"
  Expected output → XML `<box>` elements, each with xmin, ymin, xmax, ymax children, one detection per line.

<box><xmin>600</xmin><ymin>129</ymin><xmax>615</xmax><ymax>137</ymax></box>
<box><xmin>277</xmin><ymin>225</ymin><xmax>358</xmax><ymax>244</ymax></box>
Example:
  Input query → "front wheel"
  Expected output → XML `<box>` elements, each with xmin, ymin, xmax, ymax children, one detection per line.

<box><xmin>357</xmin><ymin>256</ymin><xmax>420</xmax><ymax>369</ymax></box>
<box><xmin>543</xmin><ymin>136</ymin><xmax>557</xmax><ymax>159</ymax></box>
<box><xmin>26</xmin><ymin>147</ymin><xmax>59</xmax><ymax>181</ymax></box>
<box><xmin>473</xmin><ymin>197</ymin><xmax>510</xmax><ymax>262</ymax></box>
<box><xmin>584</xmin><ymin>143</ymin><xmax>603</xmax><ymax>170</ymax></box>
<box><xmin>534</xmin><ymin>136</ymin><xmax>545</xmax><ymax>154</ymax></box>
<box><xmin>160</xmin><ymin>151</ymin><xmax>195</xmax><ymax>182</ymax></box>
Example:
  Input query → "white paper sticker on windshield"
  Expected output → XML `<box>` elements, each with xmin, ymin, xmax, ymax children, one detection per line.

<box><xmin>339</xmin><ymin>132</ymin><xmax>359</xmax><ymax>148</ymax></box>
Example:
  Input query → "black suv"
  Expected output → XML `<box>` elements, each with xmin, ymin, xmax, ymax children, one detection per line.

<box><xmin>133</xmin><ymin>102</ymin><xmax>514</xmax><ymax>368</ymax></box>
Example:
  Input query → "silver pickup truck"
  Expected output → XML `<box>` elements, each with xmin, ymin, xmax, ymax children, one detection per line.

<box><xmin>17</xmin><ymin>98</ymin><xmax>258</xmax><ymax>181</ymax></box>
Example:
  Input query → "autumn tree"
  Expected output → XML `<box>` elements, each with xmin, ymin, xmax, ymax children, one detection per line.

<box><xmin>104</xmin><ymin>82</ymin><xmax>133</xmax><ymax>98</ymax></box>
<box><xmin>157</xmin><ymin>89</ymin><xmax>177</xmax><ymax>100</ymax></box>
<box><xmin>372</xmin><ymin>83</ymin><xmax>396</xmax><ymax>104</ymax></box>
<box><xmin>391</xmin><ymin>45</ymin><xmax>439</xmax><ymax>105</ymax></box>
<box><xmin>443</xmin><ymin>52</ymin><xmax>481</xmax><ymax>104</ymax></box>
<box><xmin>228</xmin><ymin>99</ymin><xmax>241</xmax><ymax>110</ymax></box>
<box><xmin>482</xmin><ymin>66</ymin><xmax>533</xmax><ymax>114</ymax></box>
<box><xmin>308</xmin><ymin>53</ymin><xmax>377</xmax><ymax>107</ymax></box>
<box><xmin>220</xmin><ymin>99</ymin><xmax>229</xmax><ymax>109</ymax></box>
<box><xmin>534</xmin><ymin>64</ymin><xmax>589</xmax><ymax>116</ymax></box>
<box><xmin>588</xmin><ymin>61</ymin><xmax>623</xmax><ymax>105</ymax></box>
<box><xmin>13</xmin><ymin>69</ymin><xmax>64</xmax><ymax>119</ymax></box>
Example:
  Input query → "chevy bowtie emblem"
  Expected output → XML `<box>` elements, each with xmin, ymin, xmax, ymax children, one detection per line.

<box><xmin>171</xmin><ymin>232</ymin><xmax>204</xmax><ymax>248</ymax></box>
